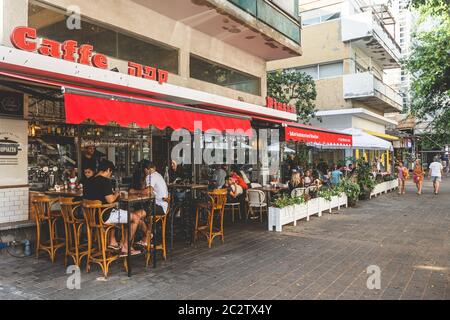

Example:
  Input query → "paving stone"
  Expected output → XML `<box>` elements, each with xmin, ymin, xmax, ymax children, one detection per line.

<box><xmin>1</xmin><ymin>180</ymin><xmax>449</xmax><ymax>299</ymax></box>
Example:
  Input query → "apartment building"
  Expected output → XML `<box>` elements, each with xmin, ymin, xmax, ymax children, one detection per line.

<box><xmin>268</xmin><ymin>0</ymin><xmax>404</xmax><ymax>167</ymax></box>
<box><xmin>0</xmin><ymin>0</ymin><xmax>303</xmax><ymax>225</ymax></box>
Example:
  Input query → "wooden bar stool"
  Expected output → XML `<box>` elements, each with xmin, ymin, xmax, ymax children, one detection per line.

<box><xmin>33</xmin><ymin>196</ymin><xmax>65</xmax><ymax>262</ymax></box>
<box><xmin>194</xmin><ymin>189</ymin><xmax>227</xmax><ymax>248</ymax></box>
<box><xmin>144</xmin><ymin>196</ymin><xmax>171</xmax><ymax>266</ymax></box>
<box><xmin>82</xmin><ymin>200</ymin><xmax>120</xmax><ymax>278</ymax></box>
<box><xmin>60</xmin><ymin>197</ymin><xmax>88</xmax><ymax>267</ymax></box>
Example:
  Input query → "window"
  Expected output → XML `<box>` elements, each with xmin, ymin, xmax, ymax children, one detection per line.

<box><xmin>319</xmin><ymin>62</ymin><xmax>343</xmax><ymax>79</ymax></box>
<box><xmin>301</xmin><ymin>4</ymin><xmax>342</xmax><ymax>27</ymax></box>
<box><xmin>190</xmin><ymin>55</ymin><xmax>261</xmax><ymax>96</ymax></box>
<box><xmin>293</xmin><ymin>61</ymin><xmax>343</xmax><ymax>80</ymax></box>
<box><xmin>296</xmin><ymin>66</ymin><xmax>318</xmax><ymax>80</ymax></box>
<box><xmin>28</xmin><ymin>2</ymin><xmax>179</xmax><ymax>74</ymax></box>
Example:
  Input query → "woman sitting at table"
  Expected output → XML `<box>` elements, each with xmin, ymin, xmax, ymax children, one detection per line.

<box><xmin>303</xmin><ymin>170</ymin><xmax>313</xmax><ymax>188</ymax></box>
<box><xmin>288</xmin><ymin>171</ymin><xmax>302</xmax><ymax>192</ymax></box>
<box><xmin>230</xmin><ymin>168</ymin><xmax>248</xmax><ymax>191</ymax></box>
<box><xmin>224</xmin><ymin>176</ymin><xmax>243</xmax><ymax>203</ymax></box>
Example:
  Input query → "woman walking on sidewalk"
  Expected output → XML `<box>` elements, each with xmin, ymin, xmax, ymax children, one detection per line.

<box><xmin>413</xmin><ymin>159</ymin><xmax>425</xmax><ymax>195</ymax></box>
<box><xmin>396</xmin><ymin>161</ymin><xmax>407</xmax><ymax>195</ymax></box>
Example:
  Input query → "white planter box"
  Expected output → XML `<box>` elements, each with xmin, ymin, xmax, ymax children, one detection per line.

<box><xmin>268</xmin><ymin>202</ymin><xmax>310</xmax><ymax>232</ymax></box>
<box><xmin>370</xmin><ymin>181</ymin><xmax>388</xmax><ymax>198</ymax></box>
<box><xmin>319</xmin><ymin>197</ymin><xmax>331</xmax><ymax>215</ymax></box>
<box><xmin>330</xmin><ymin>196</ymin><xmax>339</xmax><ymax>210</ymax></box>
<box><xmin>268</xmin><ymin>206</ymin><xmax>293</xmax><ymax>232</ymax></box>
<box><xmin>294</xmin><ymin>203</ymin><xmax>308</xmax><ymax>221</ymax></box>
<box><xmin>338</xmin><ymin>194</ymin><xmax>348</xmax><ymax>208</ymax></box>
<box><xmin>307</xmin><ymin>198</ymin><xmax>320</xmax><ymax>219</ymax></box>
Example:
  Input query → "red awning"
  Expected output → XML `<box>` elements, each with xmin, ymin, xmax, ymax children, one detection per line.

<box><xmin>284</xmin><ymin>122</ymin><xmax>352</xmax><ymax>146</ymax></box>
<box><xmin>0</xmin><ymin>70</ymin><xmax>252</xmax><ymax>132</ymax></box>
<box><xmin>64</xmin><ymin>89</ymin><xmax>252</xmax><ymax>132</ymax></box>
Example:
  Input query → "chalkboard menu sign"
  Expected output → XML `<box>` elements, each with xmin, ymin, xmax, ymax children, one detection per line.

<box><xmin>0</xmin><ymin>92</ymin><xmax>24</xmax><ymax>118</ymax></box>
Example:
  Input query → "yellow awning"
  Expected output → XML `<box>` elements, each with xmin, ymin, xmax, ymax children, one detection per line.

<box><xmin>364</xmin><ymin>130</ymin><xmax>399</xmax><ymax>141</ymax></box>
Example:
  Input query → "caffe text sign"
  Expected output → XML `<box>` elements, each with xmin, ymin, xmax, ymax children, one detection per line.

<box><xmin>10</xmin><ymin>26</ymin><xmax>168</xmax><ymax>84</ymax></box>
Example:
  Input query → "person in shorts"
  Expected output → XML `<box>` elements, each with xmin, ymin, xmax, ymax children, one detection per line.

<box><xmin>428</xmin><ymin>157</ymin><xmax>443</xmax><ymax>195</ymax></box>
<box><xmin>83</xmin><ymin>159</ymin><xmax>145</xmax><ymax>256</ymax></box>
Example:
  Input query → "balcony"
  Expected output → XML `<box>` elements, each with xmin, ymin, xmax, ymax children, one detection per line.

<box><xmin>133</xmin><ymin>0</ymin><xmax>302</xmax><ymax>60</ymax></box>
<box><xmin>343</xmin><ymin>72</ymin><xmax>403</xmax><ymax>113</ymax></box>
<box><xmin>341</xmin><ymin>10</ymin><xmax>401</xmax><ymax>69</ymax></box>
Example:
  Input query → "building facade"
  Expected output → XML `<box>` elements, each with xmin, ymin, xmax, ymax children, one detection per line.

<box><xmin>0</xmin><ymin>0</ymin><xmax>303</xmax><ymax>225</ymax></box>
<box><xmin>268</xmin><ymin>0</ymin><xmax>404</xmax><ymax>168</ymax></box>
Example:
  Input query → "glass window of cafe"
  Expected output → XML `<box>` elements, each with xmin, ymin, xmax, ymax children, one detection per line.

<box><xmin>190</xmin><ymin>54</ymin><xmax>261</xmax><ymax>96</ymax></box>
<box><xmin>26</xmin><ymin>93</ymin><xmax>153</xmax><ymax>191</ymax></box>
<box><xmin>28</xmin><ymin>1</ymin><xmax>179</xmax><ymax>74</ymax></box>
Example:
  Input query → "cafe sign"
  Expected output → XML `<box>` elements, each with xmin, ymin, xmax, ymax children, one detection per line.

<box><xmin>10</xmin><ymin>26</ymin><xmax>168</xmax><ymax>84</ymax></box>
<box><xmin>0</xmin><ymin>137</ymin><xmax>21</xmax><ymax>156</ymax></box>
<box><xmin>265</xmin><ymin>97</ymin><xmax>296</xmax><ymax>114</ymax></box>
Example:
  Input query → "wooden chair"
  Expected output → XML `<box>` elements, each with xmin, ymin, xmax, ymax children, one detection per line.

<box><xmin>246</xmin><ymin>189</ymin><xmax>267</xmax><ymax>223</ymax></box>
<box><xmin>82</xmin><ymin>200</ymin><xmax>120</xmax><ymax>278</ymax></box>
<box><xmin>33</xmin><ymin>196</ymin><xmax>65</xmax><ymax>262</ymax></box>
<box><xmin>194</xmin><ymin>189</ymin><xmax>227</xmax><ymax>248</ymax></box>
<box><xmin>60</xmin><ymin>197</ymin><xmax>88</xmax><ymax>267</ymax></box>
<box><xmin>144</xmin><ymin>196</ymin><xmax>171</xmax><ymax>266</ymax></box>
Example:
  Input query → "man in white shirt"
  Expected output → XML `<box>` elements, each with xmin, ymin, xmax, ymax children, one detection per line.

<box><xmin>145</xmin><ymin>163</ymin><xmax>169</xmax><ymax>214</ymax></box>
<box><xmin>428</xmin><ymin>157</ymin><xmax>444</xmax><ymax>195</ymax></box>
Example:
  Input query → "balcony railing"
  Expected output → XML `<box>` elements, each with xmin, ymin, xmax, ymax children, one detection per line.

<box><xmin>227</xmin><ymin>0</ymin><xmax>301</xmax><ymax>44</ymax></box>
<box><xmin>343</xmin><ymin>72</ymin><xmax>403</xmax><ymax>110</ymax></box>
<box><xmin>341</xmin><ymin>10</ymin><xmax>401</xmax><ymax>64</ymax></box>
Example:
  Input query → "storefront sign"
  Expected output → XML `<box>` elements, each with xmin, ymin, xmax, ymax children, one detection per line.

<box><xmin>0</xmin><ymin>137</ymin><xmax>21</xmax><ymax>156</ymax></box>
<box><xmin>266</xmin><ymin>97</ymin><xmax>296</xmax><ymax>114</ymax></box>
<box><xmin>0</xmin><ymin>119</ymin><xmax>28</xmax><ymax>185</ymax></box>
<box><xmin>0</xmin><ymin>92</ymin><xmax>24</xmax><ymax>118</ymax></box>
<box><xmin>10</xmin><ymin>26</ymin><xmax>168</xmax><ymax>84</ymax></box>
<box><xmin>285</xmin><ymin>126</ymin><xmax>352</xmax><ymax>146</ymax></box>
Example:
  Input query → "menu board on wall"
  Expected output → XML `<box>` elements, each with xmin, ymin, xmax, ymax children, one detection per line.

<box><xmin>0</xmin><ymin>118</ymin><xmax>28</xmax><ymax>186</ymax></box>
<box><xmin>0</xmin><ymin>92</ymin><xmax>24</xmax><ymax>118</ymax></box>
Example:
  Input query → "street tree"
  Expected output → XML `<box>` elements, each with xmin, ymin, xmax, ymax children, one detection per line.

<box><xmin>267</xmin><ymin>69</ymin><xmax>317</xmax><ymax>124</ymax></box>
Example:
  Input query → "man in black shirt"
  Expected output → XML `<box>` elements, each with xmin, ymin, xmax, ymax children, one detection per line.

<box><xmin>83</xmin><ymin>159</ymin><xmax>144</xmax><ymax>256</ymax></box>
<box><xmin>81</xmin><ymin>146</ymin><xmax>98</xmax><ymax>179</ymax></box>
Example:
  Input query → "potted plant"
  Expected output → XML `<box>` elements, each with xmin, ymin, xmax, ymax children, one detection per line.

<box><xmin>317</xmin><ymin>188</ymin><xmax>332</xmax><ymax>214</ymax></box>
<box><xmin>355</xmin><ymin>159</ymin><xmax>376</xmax><ymax>200</ymax></box>
<box><xmin>330</xmin><ymin>186</ymin><xmax>342</xmax><ymax>209</ymax></box>
<box><xmin>269</xmin><ymin>195</ymin><xmax>296</xmax><ymax>231</ymax></box>
<box><xmin>292</xmin><ymin>195</ymin><xmax>308</xmax><ymax>221</ymax></box>
<box><xmin>340</xmin><ymin>178</ymin><xmax>360</xmax><ymax>207</ymax></box>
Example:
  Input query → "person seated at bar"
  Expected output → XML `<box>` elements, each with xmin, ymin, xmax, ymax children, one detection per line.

<box><xmin>168</xmin><ymin>159</ymin><xmax>187</xmax><ymax>207</ymax></box>
<box><xmin>230</xmin><ymin>168</ymin><xmax>248</xmax><ymax>190</ymax></box>
<box><xmin>288</xmin><ymin>171</ymin><xmax>302</xmax><ymax>192</ymax></box>
<box><xmin>212</xmin><ymin>164</ymin><xmax>227</xmax><ymax>189</ymax></box>
<box><xmin>80</xmin><ymin>166</ymin><xmax>95</xmax><ymax>192</ymax></box>
<box><xmin>303</xmin><ymin>170</ymin><xmax>313</xmax><ymax>188</ymax></box>
<box><xmin>83</xmin><ymin>159</ymin><xmax>144</xmax><ymax>256</ymax></box>
<box><xmin>168</xmin><ymin>160</ymin><xmax>185</xmax><ymax>183</ymax></box>
<box><xmin>224</xmin><ymin>176</ymin><xmax>243</xmax><ymax>203</ymax></box>
<box><xmin>145</xmin><ymin>162</ymin><xmax>169</xmax><ymax>216</ymax></box>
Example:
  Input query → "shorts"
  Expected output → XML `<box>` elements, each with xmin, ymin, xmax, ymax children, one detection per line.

<box><xmin>105</xmin><ymin>209</ymin><xmax>129</xmax><ymax>224</ymax></box>
<box><xmin>432</xmin><ymin>176</ymin><xmax>441</xmax><ymax>183</ymax></box>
